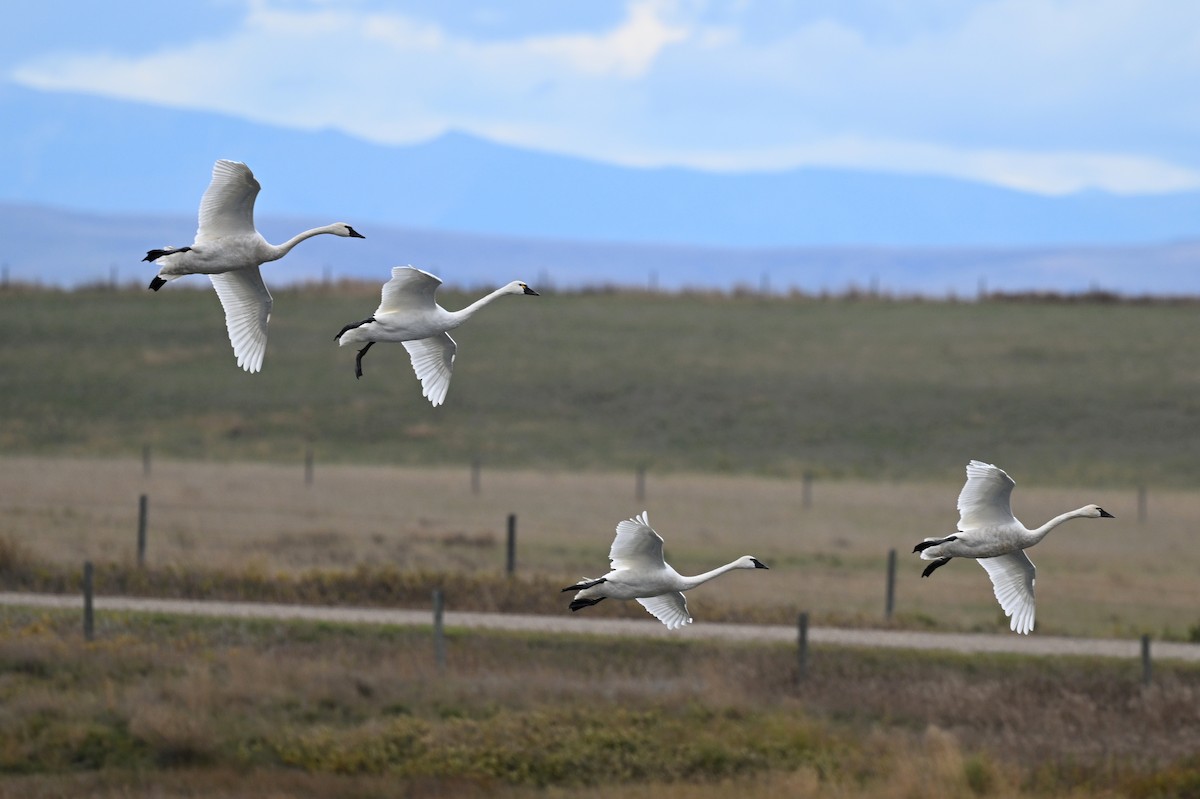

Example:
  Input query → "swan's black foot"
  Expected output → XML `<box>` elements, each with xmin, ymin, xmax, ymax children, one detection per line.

<box><xmin>913</xmin><ymin>535</ymin><xmax>957</xmax><ymax>553</ymax></box>
<box><xmin>921</xmin><ymin>557</ymin><xmax>952</xmax><ymax>578</ymax></box>
<box><xmin>148</xmin><ymin>276</ymin><xmax>167</xmax><ymax>291</ymax></box>
<box><xmin>569</xmin><ymin>597</ymin><xmax>606</xmax><ymax>612</ymax></box>
<box><xmin>143</xmin><ymin>246</ymin><xmax>190</xmax><ymax>263</ymax></box>
<box><xmin>354</xmin><ymin>341</ymin><xmax>374</xmax><ymax>379</ymax></box>
<box><xmin>561</xmin><ymin>577</ymin><xmax>607</xmax><ymax>592</ymax></box>
<box><xmin>335</xmin><ymin>316</ymin><xmax>375</xmax><ymax>341</ymax></box>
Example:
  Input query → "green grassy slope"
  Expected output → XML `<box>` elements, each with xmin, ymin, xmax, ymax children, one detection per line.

<box><xmin>2</xmin><ymin>284</ymin><xmax>1196</xmax><ymax>485</ymax></box>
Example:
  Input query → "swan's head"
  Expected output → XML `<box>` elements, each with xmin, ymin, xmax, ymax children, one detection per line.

<box><xmin>1081</xmin><ymin>504</ymin><xmax>1115</xmax><ymax>519</ymax></box>
<box><xmin>736</xmin><ymin>556</ymin><xmax>769</xmax><ymax>570</ymax></box>
<box><xmin>504</xmin><ymin>280</ymin><xmax>539</xmax><ymax>296</ymax></box>
<box><xmin>330</xmin><ymin>223</ymin><xmax>366</xmax><ymax>238</ymax></box>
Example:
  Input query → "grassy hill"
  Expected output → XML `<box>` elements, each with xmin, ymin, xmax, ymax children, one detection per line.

<box><xmin>1</xmin><ymin>283</ymin><xmax>1196</xmax><ymax>486</ymax></box>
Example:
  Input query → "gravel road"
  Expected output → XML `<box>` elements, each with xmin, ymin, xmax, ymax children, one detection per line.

<box><xmin>2</xmin><ymin>591</ymin><xmax>1197</xmax><ymax>662</ymax></box>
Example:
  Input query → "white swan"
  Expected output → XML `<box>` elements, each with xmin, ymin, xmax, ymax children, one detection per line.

<box><xmin>914</xmin><ymin>460</ymin><xmax>1113</xmax><ymax>634</ymax></box>
<box><xmin>334</xmin><ymin>266</ymin><xmax>538</xmax><ymax>406</ymax></box>
<box><xmin>563</xmin><ymin>511</ymin><xmax>769</xmax><ymax>630</ymax></box>
<box><xmin>144</xmin><ymin>159</ymin><xmax>365</xmax><ymax>373</ymax></box>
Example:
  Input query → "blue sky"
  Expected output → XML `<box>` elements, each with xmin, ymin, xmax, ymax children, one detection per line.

<box><xmin>6</xmin><ymin>0</ymin><xmax>1200</xmax><ymax>196</ymax></box>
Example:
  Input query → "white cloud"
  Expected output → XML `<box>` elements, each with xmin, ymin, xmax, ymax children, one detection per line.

<box><xmin>9</xmin><ymin>0</ymin><xmax>1200</xmax><ymax>195</ymax></box>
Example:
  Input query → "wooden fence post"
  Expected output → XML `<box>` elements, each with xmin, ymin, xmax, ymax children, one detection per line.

<box><xmin>433</xmin><ymin>589</ymin><xmax>446</xmax><ymax>671</ymax></box>
<box><xmin>137</xmin><ymin>494</ymin><xmax>148</xmax><ymax>567</ymax></box>
<box><xmin>1141</xmin><ymin>634</ymin><xmax>1152</xmax><ymax>686</ymax></box>
<box><xmin>83</xmin><ymin>561</ymin><xmax>94</xmax><ymax>642</ymax></box>
<box><xmin>885</xmin><ymin>548</ymin><xmax>897</xmax><ymax>620</ymax></box>
<box><xmin>796</xmin><ymin>612</ymin><xmax>809</xmax><ymax>683</ymax></box>
<box><xmin>506</xmin><ymin>514</ymin><xmax>517</xmax><ymax>576</ymax></box>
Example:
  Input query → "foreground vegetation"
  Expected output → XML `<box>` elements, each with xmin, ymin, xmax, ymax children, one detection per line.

<box><xmin>2</xmin><ymin>285</ymin><xmax>1198</xmax><ymax>485</ymax></box>
<box><xmin>0</xmin><ymin>605</ymin><xmax>1197</xmax><ymax>798</ymax></box>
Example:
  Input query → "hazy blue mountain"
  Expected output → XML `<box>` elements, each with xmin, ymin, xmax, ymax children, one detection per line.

<box><xmin>3</xmin><ymin>83</ymin><xmax>1200</xmax><ymax>249</ymax></box>
<box><xmin>4</xmin><ymin>201</ymin><xmax>1199</xmax><ymax>297</ymax></box>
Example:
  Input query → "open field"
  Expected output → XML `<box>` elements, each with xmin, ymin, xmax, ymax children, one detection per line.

<box><xmin>0</xmin><ymin>606</ymin><xmax>1197</xmax><ymax>798</ymax></box>
<box><xmin>3</xmin><ymin>456</ymin><xmax>1198</xmax><ymax>640</ymax></box>
<box><xmin>2</xmin><ymin>286</ymin><xmax>1200</xmax><ymax>485</ymax></box>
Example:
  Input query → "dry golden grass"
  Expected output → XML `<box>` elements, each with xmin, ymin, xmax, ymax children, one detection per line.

<box><xmin>0</xmin><ymin>607</ymin><xmax>1196</xmax><ymax>798</ymax></box>
<box><xmin>2</xmin><ymin>455</ymin><xmax>1199</xmax><ymax>638</ymax></box>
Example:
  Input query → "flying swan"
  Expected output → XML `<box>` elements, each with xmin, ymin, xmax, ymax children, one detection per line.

<box><xmin>334</xmin><ymin>266</ymin><xmax>538</xmax><ymax>406</ymax></box>
<box><xmin>914</xmin><ymin>460</ymin><xmax>1113</xmax><ymax>634</ymax></box>
<box><xmin>563</xmin><ymin>511</ymin><xmax>769</xmax><ymax>630</ymax></box>
<box><xmin>143</xmin><ymin>159</ymin><xmax>365</xmax><ymax>372</ymax></box>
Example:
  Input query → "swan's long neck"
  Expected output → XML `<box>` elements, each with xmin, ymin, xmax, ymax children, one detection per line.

<box><xmin>1027</xmin><ymin>507</ymin><xmax>1093</xmax><ymax>545</ymax></box>
<box><xmin>264</xmin><ymin>225</ymin><xmax>339</xmax><ymax>261</ymax></box>
<box><xmin>679</xmin><ymin>560</ymin><xmax>744</xmax><ymax>591</ymax></box>
<box><xmin>445</xmin><ymin>287</ymin><xmax>512</xmax><ymax>326</ymax></box>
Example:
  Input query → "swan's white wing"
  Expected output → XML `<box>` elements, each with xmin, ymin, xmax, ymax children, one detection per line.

<box><xmin>401</xmin><ymin>333</ymin><xmax>456</xmax><ymax>407</ymax></box>
<box><xmin>608</xmin><ymin>512</ymin><xmax>667</xmax><ymax>572</ymax></box>
<box><xmin>957</xmin><ymin>460</ymin><xmax>1018</xmax><ymax>529</ymax></box>
<box><xmin>978</xmin><ymin>551</ymin><xmax>1036</xmax><ymax>634</ymax></box>
<box><xmin>377</xmin><ymin>266</ymin><xmax>442</xmax><ymax>315</ymax></box>
<box><xmin>197</xmin><ymin>160</ymin><xmax>260</xmax><ymax>240</ymax></box>
<box><xmin>209</xmin><ymin>268</ymin><xmax>272</xmax><ymax>373</ymax></box>
<box><xmin>637</xmin><ymin>593</ymin><xmax>692</xmax><ymax>630</ymax></box>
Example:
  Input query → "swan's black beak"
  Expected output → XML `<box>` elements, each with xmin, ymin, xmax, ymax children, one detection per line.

<box><xmin>751</xmin><ymin>558</ymin><xmax>768</xmax><ymax>569</ymax></box>
<box><xmin>523</xmin><ymin>285</ymin><xmax>539</xmax><ymax>296</ymax></box>
<box><xmin>1099</xmin><ymin>508</ymin><xmax>1114</xmax><ymax>518</ymax></box>
<box><xmin>347</xmin><ymin>226</ymin><xmax>365</xmax><ymax>238</ymax></box>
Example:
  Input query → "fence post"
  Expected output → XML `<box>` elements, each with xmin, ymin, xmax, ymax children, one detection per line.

<box><xmin>1137</xmin><ymin>486</ymin><xmax>1147</xmax><ymax>524</ymax></box>
<box><xmin>432</xmin><ymin>589</ymin><xmax>446</xmax><ymax>671</ymax></box>
<box><xmin>635</xmin><ymin>464</ymin><xmax>646</xmax><ymax>503</ymax></box>
<box><xmin>796</xmin><ymin>612</ymin><xmax>809</xmax><ymax>683</ymax></box>
<box><xmin>1141</xmin><ymin>634</ymin><xmax>1152</xmax><ymax>686</ymax></box>
<box><xmin>506</xmin><ymin>513</ymin><xmax>517</xmax><ymax>576</ymax></box>
<box><xmin>137</xmin><ymin>494</ymin><xmax>148</xmax><ymax>567</ymax></box>
<box><xmin>885</xmin><ymin>548</ymin><xmax>897</xmax><ymax>620</ymax></box>
<box><xmin>802</xmin><ymin>471</ymin><xmax>813</xmax><ymax>509</ymax></box>
<box><xmin>83</xmin><ymin>561</ymin><xmax>95</xmax><ymax>642</ymax></box>
<box><xmin>471</xmin><ymin>456</ymin><xmax>482</xmax><ymax>495</ymax></box>
<box><xmin>304</xmin><ymin>446</ymin><xmax>314</xmax><ymax>486</ymax></box>
<box><xmin>142</xmin><ymin>444</ymin><xmax>151</xmax><ymax>477</ymax></box>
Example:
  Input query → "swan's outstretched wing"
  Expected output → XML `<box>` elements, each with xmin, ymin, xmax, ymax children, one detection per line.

<box><xmin>377</xmin><ymin>266</ymin><xmax>442</xmax><ymax>315</ymax></box>
<box><xmin>978</xmin><ymin>551</ymin><xmax>1036</xmax><ymax>634</ymax></box>
<box><xmin>637</xmin><ymin>593</ymin><xmax>692</xmax><ymax>630</ymax></box>
<box><xmin>957</xmin><ymin>460</ymin><xmax>1018</xmax><ymax>529</ymax></box>
<box><xmin>197</xmin><ymin>160</ymin><xmax>260</xmax><ymax>241</ymax></box>
<box><xmin>209</xmin><ymin>268</ymin><xmax>272</xmax><ymax>373</ymax></box>
<box><xmin>402</xmin><ymin>333</ymin><xmax>456</xmax><ymax>407</ymax></box>
<box><xmin>608</xmin><ymin>512</ymin><xmax>667</xmax><ymax>571</ymax></box>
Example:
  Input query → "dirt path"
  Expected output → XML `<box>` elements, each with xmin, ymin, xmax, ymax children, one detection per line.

<box><xmin>3</xmin><ymin>591</ymin><xmax>1198</xmax><ymax>662</ymax></box>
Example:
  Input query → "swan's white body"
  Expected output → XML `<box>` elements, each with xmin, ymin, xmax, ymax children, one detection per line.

<box><xmin>144</xmin><ymin>159</ymin><xmax>364</xmax><ymax>372</ymax></box>
<box><xmin>563</xmin><ymin>512</ymin><xmax>768</xmax><ymax>630</ymax></box>
<box><xmin>914</xmin><ymin>460</ymin><xmax>1113</xmax><ymax>634</ymax></box>
<box><xmin>335</xmin><ymin>266</ymin><xmax>538</xmax><ymax>406</ymax></box>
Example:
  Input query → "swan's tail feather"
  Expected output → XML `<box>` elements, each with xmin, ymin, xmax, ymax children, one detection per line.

<box><xmin>143</xmin><ymin>246</ymin><xmax>191</xmax><ymax>263</ymax></box>
<box><xmin>913</xmin><ymin>535</ymin><xmax>957</xmax><ymax>555</ymax></box>
<box><xmin>561</xmin><ymin>577</ymin><xmax>605</xmax><ymax>592</ymax></box>
<box><xmin>569</xmin><ymin>597</ymin><xmax>606</xmax><ymax>612</ymax></box>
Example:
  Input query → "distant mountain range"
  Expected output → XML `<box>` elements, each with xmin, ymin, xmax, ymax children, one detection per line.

<box><xmin>4</xmin><ymin>83</ymin><xmax>1200</xmax><ymax>250</ymax></box>
<box><xmin>4</xmin><ymin>201</ymin><xmax>1200</xmax><ymax>297</ymax></box>
<box><xmin>2</xmin><ymin>83</ymin><xmax>1199</xmax><ymax>294</ymax></box>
